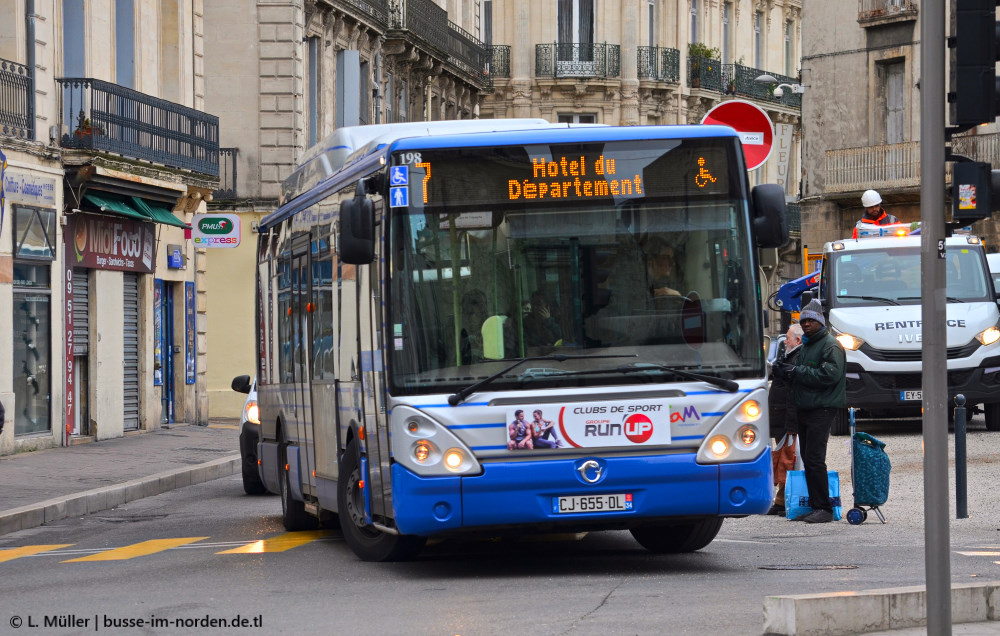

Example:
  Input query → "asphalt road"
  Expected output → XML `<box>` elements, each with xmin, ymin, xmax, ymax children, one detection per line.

<box><xmin>1</xmin><ymin>415</ymin><xmax>997</xmax><ymax>636</ymax></box>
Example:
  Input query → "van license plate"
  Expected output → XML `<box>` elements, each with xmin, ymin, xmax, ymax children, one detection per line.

<box><xmin>901</xmin><ymin>390</ymin><xmax>922</xmax><ymax>401</ymax></box>
<box><xmin>553</xmin><ymin>494</ymin><xmax>633</xmax><ymax>514</ymax></box>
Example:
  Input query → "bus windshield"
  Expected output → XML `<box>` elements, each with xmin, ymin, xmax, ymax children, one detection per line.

<box><xmin>828</xmin><ymin>245</ymin><xmax>992</xmax><ymax>307</ymax></box>
<box><xmin>387</xmin><ymin>139</ymin><xmax>760</xmax><ymax>394</ymax></box>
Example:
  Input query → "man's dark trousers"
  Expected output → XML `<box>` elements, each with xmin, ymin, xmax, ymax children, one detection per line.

<box><xmin>797</xmin><ymin>407</ymin><xmax>835</xmax><ymax>512</ymax></box>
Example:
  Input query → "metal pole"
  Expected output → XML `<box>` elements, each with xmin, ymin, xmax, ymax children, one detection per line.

<box><xmin>955</xmin><ymin>395</ymin><xmax>967</xmax><ymax>519</ymax></box>
<box><xmin>920</xmin><ymin>1</ymin><xmax>952</xmax><ymax>632</ymax></box>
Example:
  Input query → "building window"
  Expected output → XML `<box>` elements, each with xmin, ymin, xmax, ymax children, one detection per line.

<box><xmin>690</xmin><ymin>0</ymin><xmax>699</xmax><ymax>44</ymax></box>
<box><xmin>558</xmin><ymin>0</ymin><xmax>595</xmax><ymax>64</ymax></box>
<box><xmin>399</xmin><ymin>79</ymin><xmax>408</xmax><ymax>122</ymax></box>
<box><xmin>785</xmin><ymin>21</ymin><xmax>793</xmax><ymax>77</ymax></box>
<box><xmin>754</xmin><ymin>11</ymin><xmax>763</xmax><ymax>69</ymax></box>
<box><xmin>386</xmin><ymin>74</ymin><xmax>394</xmax><ymax>123</ymax></box>
<box><xmin>557</xmin><ymin>113</ymin><xmax>597</xmax><ymax>124</ymax></box>
<box><xmin>115</xmin><ymin>0</ymin><xmax>135</xmax><ymax>89</ymax></box>
<box><xmin>482</xmin><ymin>0</ymin><xmax>493</xmax><ymax>45</ymax></box>
<box><xmin>360</xmin><ymin>60</ymin><xmax>370</xmax><ymax>126</ymax></box>
<box><xmin>13</xmin><ymin>262</ymin><xmax>52</xmax><ymax>435</ymax></box>
<box><xmin>722</xmin><ymin>2</ymin><xmax>732</xmax><ymax>64</ymax></box>
<box><xmin>648</xmin><ymin>0</ymin><xmax>656</xmax><ymax>47</ymax></box>
<box><xmin>884</xmin><ymin>61</ymin><xmax>905</xmax><ymax>145</ymax></box>
<box><xmin>307</xmin><ymin>36</ymin><xmax>319</xmax><ymax>146</ymax></box>
<box><xmin>14</xmin><ymin>206</ymin><xmax>57</xmax><ymax>261</ymax></box>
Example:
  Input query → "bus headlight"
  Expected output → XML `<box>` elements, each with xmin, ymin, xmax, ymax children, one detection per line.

<box><xmin>976</xmin><ymin>326</ymin><xmax>1000</xmax><ymax>346</ymax></box>
<box><xmin>738</xmin><ymin>425</ymin><xmax>758</xmax><ymax>446</ymax></box>
<box><xmin>707</xmin><ymin>436</ymin><xmax>730</xmax><ymax>459</ymax></box>
<box><xmin>696</xmin><ymin>389</ymin><xmax>769</xmax><ymax>464</ymax></box>
<box><xmin>740</xmin><ymin>400</ymin><xmax>761</xmax><ymax>422</ymax></box>
<box><xmin>392</xmin><ymin>406</ymin><xmax>482</xmax><ymax>476</ymax></box>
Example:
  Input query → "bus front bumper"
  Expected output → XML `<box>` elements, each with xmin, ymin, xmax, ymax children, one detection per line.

<box><xmin>390</xmin><ymin>450</ymin><xmax>772</xmax><ymax>536</ymax></box>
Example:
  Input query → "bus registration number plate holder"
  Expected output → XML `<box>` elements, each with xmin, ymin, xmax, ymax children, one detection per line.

<box><xmin>553</xmin><ymin>494</ymin><xmax>633</xmax><ymax>514</ymax></box>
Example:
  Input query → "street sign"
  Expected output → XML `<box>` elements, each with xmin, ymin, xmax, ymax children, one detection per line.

<box><xmin>701</xmin><ymin>100</ymin><xmax>775</xmax><ymax>170</ymax></box>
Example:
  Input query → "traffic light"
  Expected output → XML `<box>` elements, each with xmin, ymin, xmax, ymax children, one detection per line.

<box><xmin>950</xmin><ymin>0</ymin><xmax>1000</xmax><ymax>130</ymax></box>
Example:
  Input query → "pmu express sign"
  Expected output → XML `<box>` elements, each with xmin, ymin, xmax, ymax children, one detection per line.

<box><xmin>192</xmin><ymin>213</ymin><xmax>241</xmax><ymax>248</ymax></box>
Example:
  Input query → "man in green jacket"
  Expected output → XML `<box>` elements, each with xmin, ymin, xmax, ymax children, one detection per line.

<box><xmin>773</xmin><ymin>299</ymin><xmax>846</xmax><ymax>523</ymax></box>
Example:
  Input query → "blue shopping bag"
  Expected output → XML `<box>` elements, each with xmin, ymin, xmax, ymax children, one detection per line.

<box><xmin>784</xmin><ymin>470</ymin><xmax>842</xmax><ymax>521</ymax></box>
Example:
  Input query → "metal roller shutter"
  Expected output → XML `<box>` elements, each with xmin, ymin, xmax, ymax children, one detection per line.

<box><xmin>123</xmin><ymin>273</ymin><xmax>141</xmax><ymax>430</ymax></box>
<box><xmin>72</xmin><ymin>269</ymin><xmax>89</xmax><ymax>355</ymax></box>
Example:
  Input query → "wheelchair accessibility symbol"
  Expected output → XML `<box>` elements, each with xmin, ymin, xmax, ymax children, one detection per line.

<box><xmin>390</xmin><ymin>166</ymin><xmax>408</xmax><ymax>186</ymax></box>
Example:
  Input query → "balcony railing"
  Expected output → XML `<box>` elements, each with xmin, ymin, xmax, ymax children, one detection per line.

<box><xmin>825</xmin><ymin>141</ymin><xmax>920</xmax><ymax>193</ymax></box>
<box><xmin>447</xmin><ymin>21</ymin><xmax>490</xmax><ymax>86</ymax></box>
<box><xmin>688</xmin><ymin>55</ymin><xmax>722</xmax><ymax>92</ymax></box>
<box><xmin>637</xmin><ymin>46</ymin><xmax>680</xmax><ymax>83</ymax></box>
<box><xmin>723</xmin><ymin>63</ymin><xmax>801</xmax><ymax>109</ymax></box>
<box><xmin>489</xmin><ymin>45</ymin><xmax>511</xmax><ymax>78</ymax></box>
<box><xmin>57</xmin><ymin>78</ymin><xmax>219</xmax><ymax>177</ymax></box>
<box><xmin>952</xmin><ymin>132</ymin><xmax>1000</xmax><ymax>165</ymax></box>
<box><xmin>786</xmin><ymin>202</ymin><xmax>801</xmax><ymax>235</ymax></box>
<box><xmin>858</xmin><ymin>0</ymin><xmax>918</xmax><ymax>24</ymax></box>
<box><xmin>336</xmin><ymin>0</ymin><xmax>389</xmax><ymax>27</ymax></box>
<box><xmin>213</xmin><ymin>148</ymin><xmax>239</xmax><ymax>200</ymax></box>
<box><xmin>390</xmin><ymin>0</ymin><xmax>449</xmax><ymax>53</ymax></box>
<box><xmin>535</xmin><ymin>43</ymin><xmax>621</xmax><ymax>79</ymax></box>
<box><xmin>1</xmin><ymin>57</ymin><xmax>33</xmax><ymax>140</ymax></box>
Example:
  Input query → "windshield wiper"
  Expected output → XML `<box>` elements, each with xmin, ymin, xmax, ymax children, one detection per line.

<box><xmin>447</xmin><ymin>354</ymin><xmax>636</xmax><ymax>406</ymax></box>
<box><xmin>520</xmin><ymin>362</ymin><xmax>740</xmax><ymax>393</ymax></box>
<box><xmin>897</xmin><ymin>295</ymin><xmax>966</xmax><ymax>303</ymax></box>
<box><xmin>836</xmin><ymin>294</ymin><xmax>900</xmax><ymax>305</ymax></box>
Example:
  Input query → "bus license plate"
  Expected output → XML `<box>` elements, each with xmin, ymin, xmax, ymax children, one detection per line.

<box><xmin>553</xmin><ymin>494</ymin><xmax>633</xmax><ymax>514</ymax></box>
<box><xmin>901</xmin><ymin>390</ymin><xmax>922</xmax><ymax>401</ymax></box>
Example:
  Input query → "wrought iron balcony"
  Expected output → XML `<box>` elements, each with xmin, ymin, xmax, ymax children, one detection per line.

<box><xmin>536</xmin><ymin>43</ymin><xmax>621</xmax><ymax>79</ymax></box>
<box><xmin>57</xmin><ymin>78</ymin><xmax>219</xmax><ymax>177</ymax></box>
<box><xmin>825</xmin><ymin>141</ymin><xmax>920</xmax><ymax>193</ymax></box>
<box><xmin>389</xmin><ymin>0</ymin><xmax>449</xmax><ymax>53</ymax></box>
<box><xmin>1</xmin><ymin>57</ymin><xmax>33</xmax><ymax>140</ymax></box>
<box><xmin>858</xmin><ymin>0</ymin><xmax>918</xmax><ymax>25</ymax></box>
<box><xmin>333</xmin><ymin>0</ymin><xmax>389</xmax><ymax>27</ymax></box>
<box><xmin>447</xmin><ymin>20</ymin><xmax>490</xmax><ymax>86</ymax></box>
<box><xmin>688</xmin><ymin>55</ymin><xmax>722</xmax><ymax>92</ymax></box>
<box><xmin>722</xmin><ymin>64</ymin><xmax>801</xmax><ymax>109</ymax></box>
<box><xmin>489</xmin><ymin>45</ymin><xmax>511</xmax><ymax>78</ymax></box>
<box><xmin>786</xmin><ymin>202</ymin><xmax>801</xmax><ymax>235</ymax></box>
<box><xmin>213</xmin><ymin>148</ymin><xmax>239</xmax><ymax>200</ymax></box>
<box><xmin>637</xmin><ymin>46</ymin><xmax>680</xmax><ymax>83</ymax></box>
<box><xmin>952</xmin><ymin>131</ymin><xmax>1000</xmax><ymax>165</ymax></box>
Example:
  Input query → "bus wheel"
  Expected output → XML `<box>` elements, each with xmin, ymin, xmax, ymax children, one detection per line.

<box><xmin>338</xmin><ymin>439</ymin><xmax>426</xmax><ymax>562</ymax></box>
<box><xmin>831</xmin><ymin>408</ymin><xmax>850</xmax><ymax>436</ymax></box>
<box><xmin>630</xmin><ymin>518</ymin><xmax>723</xmax><ymax>554</ymax></box>
<box><xmin>985</xmin><ymin>403</ymin><xmax>1000</xmax><ymax>431</ymax></box>
<box><xmin>280</xmin><ymin>446</ymin><xmax>318</xmax><ymax>531</ymax></box>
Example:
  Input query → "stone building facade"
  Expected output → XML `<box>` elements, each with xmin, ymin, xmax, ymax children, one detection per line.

<box><xmin>0</xmin><ymin>0</ymin><xmax>218</xmax><ymax>455</ymax></box>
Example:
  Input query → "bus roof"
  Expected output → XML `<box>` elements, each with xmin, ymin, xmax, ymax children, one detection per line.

<box><xmin>263</xmin><ymin>122</ymin><xmax>743</xmax><ymax>232</ymax></box>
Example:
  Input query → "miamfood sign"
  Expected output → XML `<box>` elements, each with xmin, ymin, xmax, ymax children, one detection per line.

<box><xmin>67</xmin><ymin>214</ymin><xmax>155</xmax><ymax>273</ymax></box>
<box><xmin>192</xmin><ymin>213</ymin><xmax>241</xmax><ymax>248</ymax></box>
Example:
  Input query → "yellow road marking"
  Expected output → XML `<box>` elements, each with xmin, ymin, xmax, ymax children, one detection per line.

<box><xmin>216</xmin><ymin>531</ymin><xmax>331</xmax><ymax>554</ymax></box>
<box><xmin>956</xmin><ymin>551</ymin><xmax>1000</xmax><ymax>557</ymax></box>
<box><xmin>62</xmin><ymin>537</ymin><xmax>208</xmax><ymax>562</ymax></box>
<box><xmin>0</xmin><ymin>544</ymin><xmax>74</xmax><ymax>563</ymax></box>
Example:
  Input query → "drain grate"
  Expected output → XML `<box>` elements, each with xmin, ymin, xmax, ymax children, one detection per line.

<box><xmin>96</xmin><ymin>514</ymin><xmax>169</xmax><ymax>524</ymax></box>
<box><xmin>759</xmin><ymin>564</ymin><xmax>858</xmax><ymax>571</ymax></box>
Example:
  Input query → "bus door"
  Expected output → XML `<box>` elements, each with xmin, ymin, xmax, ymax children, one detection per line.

<box><xmin>360</xmin><ymin>204</ymin><xmax>392</xmax><ymax>521</ymax></box>
<box><xmin>290</xmin><ymin>239</ymin><xmax>315</xmax><ymax>493</ymax></box>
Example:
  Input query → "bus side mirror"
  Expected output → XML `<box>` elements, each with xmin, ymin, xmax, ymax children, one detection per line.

<box><xmin>751</xmin><ymin>184</ymin><xmax>789</xmax><ymax>249</ymax></box>
<box><xmin>339</xmin><ymin>180</ymin><xmax>375</xmax><ymax>264</ymax></box>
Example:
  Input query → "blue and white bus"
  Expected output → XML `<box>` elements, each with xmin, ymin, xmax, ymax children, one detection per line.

<box><xmin>252</xmin><ymin>120</ymin><xmax>789</xmax><ymax>561</ymax></box>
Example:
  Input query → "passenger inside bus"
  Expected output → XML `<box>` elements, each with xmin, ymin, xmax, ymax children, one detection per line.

<box><xmin>449</xmin><ymin>289</ymin><xmax>488</xmax><ymax>365</ymax></box>
<box><xmin>644</xmin><ymin>236</ymin><xmax>683</xmax><ymax>300</ymax></box>
<box><xmin>523</xmin><ymin>290</ymin><xmax>562</xmax><ymax>347</ymax></box>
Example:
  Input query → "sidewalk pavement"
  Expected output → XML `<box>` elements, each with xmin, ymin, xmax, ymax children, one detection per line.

<box><xmin>0</xmin><ymin>421</ymin><xmax>241</xmax><ymax>536</ymax></box>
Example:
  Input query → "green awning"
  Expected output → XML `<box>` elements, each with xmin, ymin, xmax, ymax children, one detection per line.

<box><xmin>130</xmin><ymin>197</ymin><xmax>190</xmax><ymax>229</ymax></box>
<box><xmin>83</xmin><ymin>193</ymin><xmax>149</xmax><ymax>221</ymax></box>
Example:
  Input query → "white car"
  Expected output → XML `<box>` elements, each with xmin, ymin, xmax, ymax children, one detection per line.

<box><xmin>231</xmin><ymin>374</ymin><xmax>266</xmax><ymax>495</ymax></box>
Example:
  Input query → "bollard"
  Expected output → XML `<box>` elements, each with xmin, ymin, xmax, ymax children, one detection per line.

<box><xmin>954</xmin><ymin>394</ymin><xmax>967</xmax><ymax>519</ymax></box>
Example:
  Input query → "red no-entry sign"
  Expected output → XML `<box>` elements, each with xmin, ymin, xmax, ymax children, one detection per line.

<box><xmin>701</xmin><ymin>100</ymin><xmax>775</xmax><ymax>171</ymax></box>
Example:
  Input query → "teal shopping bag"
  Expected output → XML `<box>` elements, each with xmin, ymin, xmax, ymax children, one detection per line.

<box><xmin>784</xmin><ymin>470</ymin><xmax>842</xmax><ymax>521</ymax></box>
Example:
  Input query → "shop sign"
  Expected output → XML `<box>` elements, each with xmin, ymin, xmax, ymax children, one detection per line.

<box><xmin>3</xmin><ymin>169</ymin><xmax>57</xmax><ymax>207</ymax></box>
<box><xmin>192</xmin><ymin>213</ymin><xmax>240</xmax><ymax>248</ymax></box>
<box><xmin>66</xmin><ymin>214</ymin><xmax>155</xmax><ymax>273</ymax></box>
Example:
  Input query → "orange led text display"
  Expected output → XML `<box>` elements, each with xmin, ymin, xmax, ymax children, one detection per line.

<box><xmin>507</xmin><ymin>155</ymin><xmax>643</xmax><ymax>201</ymax></box>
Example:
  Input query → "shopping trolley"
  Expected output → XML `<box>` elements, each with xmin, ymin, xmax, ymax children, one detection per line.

<box><xmin>845</xmin><ymin>407</ymin><xmax>891</xmax><ymax>525</ymax></box>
